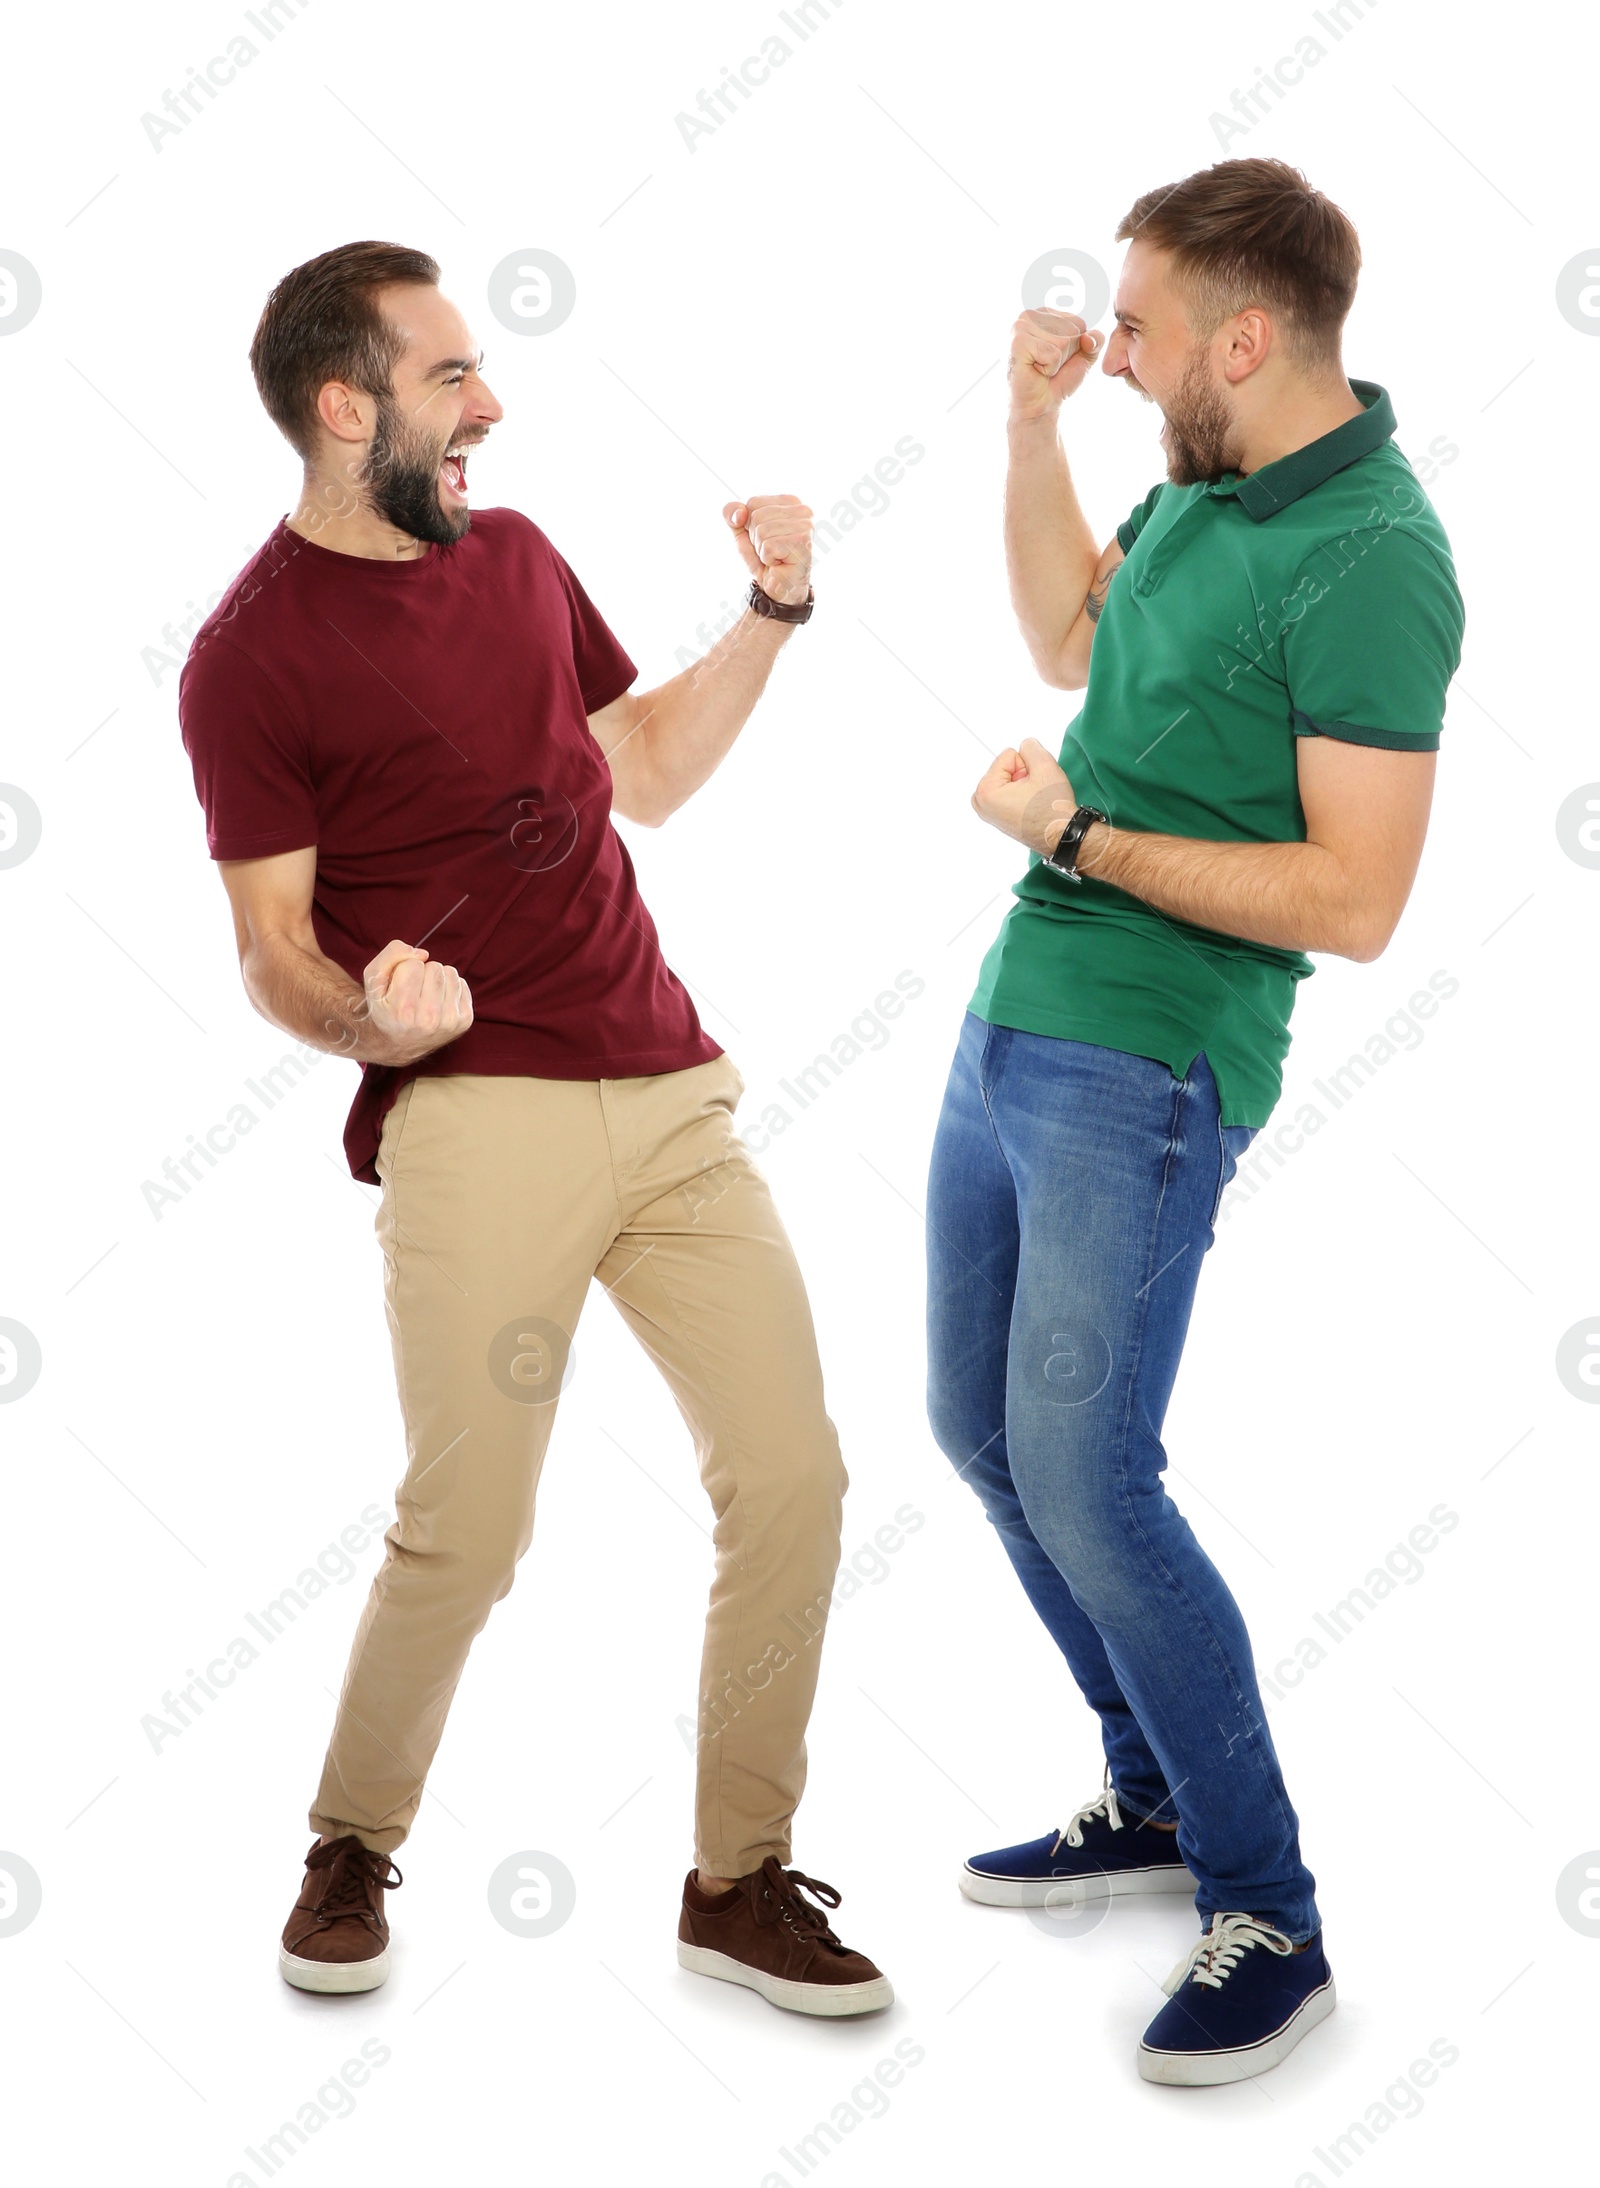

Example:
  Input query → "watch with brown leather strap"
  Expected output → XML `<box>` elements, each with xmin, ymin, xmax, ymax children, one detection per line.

<box><xmin>746</xmin><ymin>579</ymin><xmax>814</xmax><ymax>625</ymax></box>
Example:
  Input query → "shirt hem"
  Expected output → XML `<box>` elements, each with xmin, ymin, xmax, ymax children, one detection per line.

<box><xmin>1290</xmin><ymin>709</ymin><xmax>1441</xmax><ymax>752</ymax></box>
<box><xmin>965</xmin><ymin>996</ymin><xmax>1277</xmax><ymax>1130</ymax></box>
<box><xmin>207</xmin><ymin>830</ymin><xmax>319</xmax><ymax>861</ymax></box>
<box><xmin>580</xmin><ymin>660</ymin><xmax>638</xmax><ymax>716</ymax></box>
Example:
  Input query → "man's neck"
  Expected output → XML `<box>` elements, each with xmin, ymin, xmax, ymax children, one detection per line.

<box><xmin>286</xmin><ymin>482</ymin><xmax>434</xmax><ymax>562</ymax></box>
<box><xmin>1233</xmin><ymin>377</ymin><xmax>1367</xmax><ymax>479</ymax></box>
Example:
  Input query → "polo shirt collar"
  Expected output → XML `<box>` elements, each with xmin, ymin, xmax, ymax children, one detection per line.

<box><xmin>1208</xmin><ymin>379</ymin><xmax>1395</xmax><ymax>521</ymax></box>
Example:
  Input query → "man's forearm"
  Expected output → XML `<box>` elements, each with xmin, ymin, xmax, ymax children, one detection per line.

<box><xmin>621</xmin><ymin>607</ymin><xmax>794</xmax><ymax>823</ymax></box>
<box><xmin>1069</xmin><ymin>821</ymin><xmax>1383</xmax><ymax>962</ymax></box>
<box><xmin>243</xmin><ymin>933</ymin><xmax>397</xmax><ymax>1061</ymax></box>
<box><xmin>1005</xmin><ymin>414</ymin><xmax>1100</xmax><ymax>682</ymax></box>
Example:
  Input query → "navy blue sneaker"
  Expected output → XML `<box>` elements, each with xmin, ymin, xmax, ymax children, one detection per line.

<box><xmin>961</xmin><ymin>1779</ymin><xmax>1195</xmax><ymax>1907</ymax></box>
<box><xmin>1137</xmin><ymin>1912</ymin><xmax>1336</xmax><ymax>2085</ymax></box>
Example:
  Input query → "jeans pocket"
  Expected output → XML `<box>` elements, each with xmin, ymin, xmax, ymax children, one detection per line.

<box><xmin>1210</xmin><ymin>1119</ymin><xmax>1258</xmax><ymax>1228</ymax></box>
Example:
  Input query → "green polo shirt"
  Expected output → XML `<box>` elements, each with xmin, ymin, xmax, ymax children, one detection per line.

<box><xmin>969</xmin><ymin>380</ymin><xmax>1465</xmax><ymax>1127</ymax></box>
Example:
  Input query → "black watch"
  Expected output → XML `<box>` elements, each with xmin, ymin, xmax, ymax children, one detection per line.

<box><xmin>1044</xmin><ymin>804</ymin><xmax>1108</xmax><ymax>883</ymax></box>
<box><xmin>746</xmin><ymin>579</ymin><xmax>814</xmax><ymax>624</ymax></box>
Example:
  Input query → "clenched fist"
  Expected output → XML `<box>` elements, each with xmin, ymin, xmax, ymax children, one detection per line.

<box><xmin>723</xmin><ymin>494</ymin><xmax>813</xmax><ymax>608</ymax></box>
<box><xmin>360</xmin><ymin>938</ymin><xmax>474</xmax><ymax>1066</ymax></box>
<box><xmin>1008</xmin><ymin>309</ymin><xmax>1103</xmax><ymax>425</ymax></box>
<box><xmin>971</xmin><ymin>738</ymin><xmax>1077</xmax><ymax>857</ymax></box>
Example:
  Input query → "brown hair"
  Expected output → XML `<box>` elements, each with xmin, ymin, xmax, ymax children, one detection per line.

<box><xmin>1115</xmin><ymin>159</ymin><xmax>1360</xmax><ymax>376</ymax></box>
<box><xmin>248</xmin><ymin>240</ymin><xmax>441</xmax><ymax>459</ymax></box>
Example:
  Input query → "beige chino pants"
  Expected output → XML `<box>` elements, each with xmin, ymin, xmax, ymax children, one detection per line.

<box><xmin>309</xmin><ymin>1056</ymin><xmax>847</xmax><ymax>1877</ymax></box>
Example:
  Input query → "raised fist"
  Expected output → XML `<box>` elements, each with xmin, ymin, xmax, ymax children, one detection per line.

<box><xmin>1008</xmin><ymin>309</ymin><xmax>1103</xmax><ymax>424</ymax></box>
<box><xmin>723</xmin><ymin>494</ymin><xmax>813</xmax><ymax>608</ymax></box>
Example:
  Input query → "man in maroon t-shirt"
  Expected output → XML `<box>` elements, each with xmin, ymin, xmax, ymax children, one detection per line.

<box><xmin>180</xmin><ymin>240</ymin><xmax>890</xmax><ymax>2014</ymax></box>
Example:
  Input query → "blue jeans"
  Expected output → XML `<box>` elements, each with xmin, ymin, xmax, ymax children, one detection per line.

<box><xmin>925</xmin><ymin>1012</ymin><xmax>1320</xmax><ymax>1942</ymax></box>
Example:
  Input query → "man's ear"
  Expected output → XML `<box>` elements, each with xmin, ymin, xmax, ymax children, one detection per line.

<box><xmin>315</xmin><ymin>378</ymin><xmax>374</xmax><ymax>447</ymax></box>
<box><xmin>1223</xmin><ymin>307</ymin><xmax>1273</xmax><ymax>386</ymax></box>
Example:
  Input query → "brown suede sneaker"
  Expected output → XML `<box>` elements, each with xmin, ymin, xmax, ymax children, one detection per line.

<box><xmin>279</xmin><ymin>1836</ymin><xmax>403</xmax><ymax>1994</ymax></box>
<box><xmin>677</xmin><ymin>1856</ymin><xmax>893</xmax><ymax>2016</ymax></box>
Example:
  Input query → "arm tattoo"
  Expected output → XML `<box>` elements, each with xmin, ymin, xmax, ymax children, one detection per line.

<box><xmin>1084</xmin><ymin>570</ymin><xmax>1114</xmax><ymax>624</ymax></box>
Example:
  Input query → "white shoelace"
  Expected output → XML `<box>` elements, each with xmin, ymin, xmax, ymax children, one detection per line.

<box><xmin>1050</xmin><ymin>1779</ymin><xmax>1124</xmax><ymax>1857</ymax></box>
<box><xmin>1161</xmin><ymin>1912</ymin><xmax>1294</xmax><ymax>1996</ymax></box>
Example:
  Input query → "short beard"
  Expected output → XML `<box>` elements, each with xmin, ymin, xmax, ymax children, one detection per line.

<box><xmin>1160</xmin><ymin>347</ymin><xmax>1241</xmax><ymax>486</ymax></box>
<box><xmin>361</xmin><ymin>393</ymin><xmax>468</xmax><ymax>547</ymax></box>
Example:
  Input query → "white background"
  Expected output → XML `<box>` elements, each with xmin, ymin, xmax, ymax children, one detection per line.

<box><xmin>1</xmin><ymin>0</ymin><xmax>1594</xmax><ymax>2181</ymax></box>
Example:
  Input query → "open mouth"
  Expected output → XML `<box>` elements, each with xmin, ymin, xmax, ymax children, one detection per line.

<box><xmin>440</xmin><ymin>445</ymin><xmax>471</xmax><ymax>501</ymax></box>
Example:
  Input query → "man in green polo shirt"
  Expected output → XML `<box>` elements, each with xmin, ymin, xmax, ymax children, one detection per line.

<box><xmin>926</xmin><ymin>157</ymin><xmax>1463</xmax><ymax>2085</ymax></box>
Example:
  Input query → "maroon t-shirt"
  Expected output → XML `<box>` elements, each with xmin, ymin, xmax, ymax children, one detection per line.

<box><xmin>179</xmin><ymin>509</ymin><xmax>720</xmax><ymax>1182</ymax></box>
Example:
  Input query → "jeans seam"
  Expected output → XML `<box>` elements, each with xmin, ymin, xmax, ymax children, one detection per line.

<box><xmin>974</xmin><ymin>1020</ymin><xmax>1014</xmax><ymax>1178</ymax></box>
<box><xmin>1208</xmin><ymin>1060</ymin><xmax>1231</xmax><ymax>1229</ymax></box>
<box><xmin>1204</xmin><ymin>1064</ymin><xmax>1255</xmax><ymax>1231</ymax></box>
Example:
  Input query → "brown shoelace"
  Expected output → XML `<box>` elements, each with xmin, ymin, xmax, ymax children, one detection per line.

<box><xmin>299</xmin><ymin>1837</ymin><xmax>404</xmax><ymax>1938</ymax></box>
<box><xmin>751</xmin><ymin>1855</ymin><xmax>850</xmax><ymax>1953</ymax></box>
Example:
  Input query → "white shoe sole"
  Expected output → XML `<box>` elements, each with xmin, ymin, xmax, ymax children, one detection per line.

<box><xmin>1137</xmin><ymin>1974</ymin><xmax>1337</xmax><ymax>2085</ymax></box>
<box><xmin>279</xmin><ymin>1944</ymin><xmax>390</xmax><ymax>1995</ymax></box>
<box><xmin>677</xmin><ymin>1942</ymin><xmax>893</xmax><ymax>2017</ymax></box>
<box><xmin>959</xmin><ymin>1862</ymin><xmax>1197</xmax><ymax>1907</ymax></box>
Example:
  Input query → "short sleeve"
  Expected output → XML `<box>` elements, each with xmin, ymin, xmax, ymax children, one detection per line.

<box><xmin>550</xmin><ymin>550</ymin><xmax>638</xmax><ymax>715</ymax></box>
<box><xmin>178</xmin><ymin>634</ymin><xmax>319</xmax><ymax>861</ymax></box>
<box><xmin>1283</xmin><ymin>527</ymin><xmax>1465</xmax><ymax>752</ymax></box>
<box><xmin>1116</xmin><ymin>481</ymin><xmax>1166</xmax><ymax>556</ymax></box>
